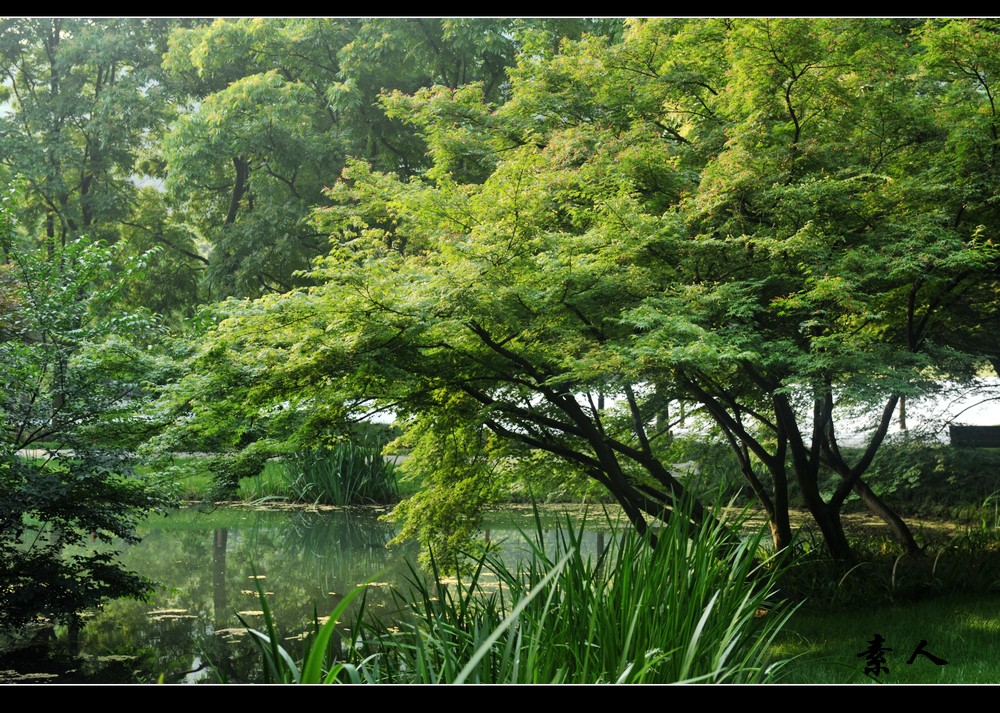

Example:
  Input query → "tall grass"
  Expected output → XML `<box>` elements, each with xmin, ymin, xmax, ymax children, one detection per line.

<box><xmin>244</xmin><ymin>500</ymin><xmax>796</xmax><ymax>684</ymax></box>
<box><xmin>239</xmin><ymin>436</ymin><xmax>398</xmax><ymax>506</ymax></box>
<box><xmin>237</xmin><ymin>566</ymin><xmax>373</xmax><ymax>684</ymax></box>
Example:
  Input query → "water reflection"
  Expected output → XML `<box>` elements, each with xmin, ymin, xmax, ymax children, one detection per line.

<box><xmin>1</xmin><ymin>505</ymin><xmax>616</xmax><ymax>683</ymax></box>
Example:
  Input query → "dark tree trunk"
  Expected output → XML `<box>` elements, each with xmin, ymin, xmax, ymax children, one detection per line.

<box><xmin>853</xmin><ymin>479</ymin><xmax>922</xmax><ymax>555</ymax></box>
<box><xmin>769</xmin><ymin>509</ymin><xmax>794</xmax><ymax>553</ymax></box>
<box><xmin>225</xmin><ymin>156</ymin><xmax>250</xmax><ymax>227</ymax></box>
<box><xmin>808</xmin><ymin>501</ymin><xmax>853</xmax><ymax>560</ymax></box>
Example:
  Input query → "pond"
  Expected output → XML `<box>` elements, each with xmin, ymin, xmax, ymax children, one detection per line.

<box><xmin>0</xmin><ymin>504</ymin><xmax>618</xmax><ymax>684</ymax></box>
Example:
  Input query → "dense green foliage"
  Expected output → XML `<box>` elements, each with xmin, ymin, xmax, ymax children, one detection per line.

<box><xmin>3</xmin><ymin>20</ymin><xmax>1000</xmax><ymax>653</ymax></box>
<box><xmin>0</xmin><ymin>19</ymin><xmax>205</xmax><ymax>320</ymax></box>
<box><xmin>158</xmin><ymin>18</ymin><xmax>617</xmax><ymax>298</ymax></box>
<box><xmin>848</xmin><ymin>443</ymin><xmax>1000</xmax><ymax>515</ymax></box>
<box><xmin>0</xmin><ymin>200</ymin><xmax>170</xmax><ymax>630</ymax></box>
<box><xmin>0</xmin><ymin>19</ymin><xmax>172</xmax><ymax>245</ymax></box>
<box><xmin>164</xmin><ymin>19</ymin><xmax>1000</xmax><ymax>562</ymax></box>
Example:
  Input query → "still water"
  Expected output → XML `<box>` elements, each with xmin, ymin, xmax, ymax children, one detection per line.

<box><xmin>1</xmin><ymin>505</ymin><xmax>615</xmax><ymax>683</ymax></box>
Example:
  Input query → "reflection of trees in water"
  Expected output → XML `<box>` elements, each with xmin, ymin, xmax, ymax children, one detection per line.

<box><xmin>236</xmin><ymin>509</ymin><xmax>416</xmax><ymax>647</ymax></box>
<box><xmin>1</xmin><ymin>602</ymin><xmax>200</xmax><ymax>683</ymax></box>
<box><xmin>42</xmin><ymin>508</ymin><xmax>604</xmax><ymax>682</ymax></box>
<box><xmin>75</xmin><ymin>597</ymin><xmax>229</xmax><ymax>682</ymax></box>
<box><xmin>65</xmin><ymin>508</ymin><xmax>418</xmax><ymax>682</ymax></box>
<box><xmin>235</xmin><ymin>508</ymin><xmax>412</xmax><ymax>603</ymax></box>
<box><xmin>271</xmin><ymin>509</ymin><xmax>400</xmax><ymax>572</ymax></box>
<box><xmin>213</xmin><ymin>528</ymin><xmax>228</xmax><ymax>628</ymax></box>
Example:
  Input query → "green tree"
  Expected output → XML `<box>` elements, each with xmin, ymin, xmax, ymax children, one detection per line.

<box><xmin>918</xmin><ymin>19</ymin><xmax>1000</xmax><ymax>376</ymax></box>
<box><xmin>160</xmin><ymin>19</ymin><xmax>1000</xmax><ymax>562</ymax></box>
<box><xmin>154</xmin><ymin>24</ymin><xmax>722</xmax><ymax>555</ymax></box>
<box><xmin>0</xmin><ymin>194</ymin><xmax>170</xmax><ymax>632</ymax></box>
<box><xmin>0</xmin><ymin>18</ymin><xmax>204</xmax><ymax>318</ymax></box>
<box><xmin>632</xmin><ymin>18</ymin><xmax>999</xmax><ymax>557</ymax></box>
<box><xmin>160</xmin><ymin>18</ymin><xmax>620</xmax><ymax>299</ymax></box>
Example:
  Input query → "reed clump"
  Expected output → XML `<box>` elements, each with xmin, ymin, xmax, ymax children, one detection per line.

<box><xmin>243</xmin><ymin>500</ymin><xmax>795</xmax><ymax>684</ymax></box>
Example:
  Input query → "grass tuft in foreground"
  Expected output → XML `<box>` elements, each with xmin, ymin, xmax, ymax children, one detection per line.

<box><xmin>243</xmin><ymin>499</ymin><xmax>796</xmax><ymax>684</ymax></box>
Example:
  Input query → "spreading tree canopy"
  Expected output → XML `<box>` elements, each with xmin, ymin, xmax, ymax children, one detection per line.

<box><xmin>161</xmin><ymin>19</ymin><xmax>1000</xmax><ymax>561</ymax></box>
<box><xmin>160</xmin><ymin>18</ymin><xmax>620</xmax><ymax>299</ymax></box>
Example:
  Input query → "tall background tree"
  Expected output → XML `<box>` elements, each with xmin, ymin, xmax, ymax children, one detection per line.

<box><xmin>159</xmin><ymin>18</ymin><xmax>619</xmax><ymax>299</ymax></box>
<box><xmin>0</xmin><ymin>18</ymin><xmax>204</xmax><ymax>319</ymax></box>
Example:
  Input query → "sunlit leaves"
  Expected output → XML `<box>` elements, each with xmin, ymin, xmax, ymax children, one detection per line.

<box><xmin>161</xmin><ymin>18</ymin><xmax>554</xmax><ymax>298</ymax></box>
<box><xmin>166</xmin><ymin>20</ymin><xmax>1000</xmax><ymax>560</ymax></box>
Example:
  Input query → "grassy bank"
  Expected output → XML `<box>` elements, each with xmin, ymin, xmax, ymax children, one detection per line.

<box><xmin>771</xmin><ymin>594</ymin><xmax>1000</xmax><ymax>684</ymax></box>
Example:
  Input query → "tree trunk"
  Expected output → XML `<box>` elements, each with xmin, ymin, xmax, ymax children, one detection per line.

<box><xmin>795</xmin><ymin>461</ymin><xmax>854</xmax><ymax>560</ymax></box>
<box><xmin>225</xmin><ymin>156</ymin><xmax>250</xmax><ymax>227</ymax></box>
<box><xmin>808</xmin><ymin>501</ymin><xmax>853</xmax><ymax>560</ymax></box>
<box><xmin>769</xmin><ymin>509</ymin><xmax>794</xmax><ymax>553</ymax></box>
<box><xmin>853</xmin><ymin>479</ymin><xmax>922</xmax><ymax>555</ymax></box>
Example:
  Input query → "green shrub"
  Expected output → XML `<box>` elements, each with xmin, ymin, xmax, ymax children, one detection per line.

<box><xmin>240</xmin><ymin>433</ymin><xmax>399</xmax><ymax>506</ymax></box>
<box><xmin>667</xmin><ymin>435</ymin><xmax>1000</xmax><ymax>517</ymax></box>
<box><xmin>204</xmin><ymin>450</ymin><xmax>270</xmax><ymax>502</ymax></box>
<box><xmin>0</xmin><ymin>450</ymin><xmax>167</xmax><ymax>631</ymax></box>
<box><xmin>850</xmin><ymin>442</ymin><xmax>1000</xmax><ymax>516</ymax></box>
<box><xmin>778</xmin><ymin>516</ymin><xmax>1000</xmax><ymax>609</ymax></box>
